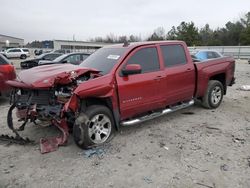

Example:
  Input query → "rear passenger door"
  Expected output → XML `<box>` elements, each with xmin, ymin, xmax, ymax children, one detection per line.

<box><xmin>160</xmin><ymin>44</ymin><xmax>195</xmax><ymax>105</ymax></box>
<box><xmin>116</xmin><ymin>46</ymin><xmax>165</xmax><ymax>120</ymax></box>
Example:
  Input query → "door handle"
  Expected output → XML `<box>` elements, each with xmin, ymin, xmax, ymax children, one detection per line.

<box><xmin>186</xmin><ymin>68</ymin><xmax>192</xmax><ymax>71</ymax></box>
<box><xmin>154</xmin><ymin>76</ymin><xmax>163</xmax><ymax>81</ymax></box>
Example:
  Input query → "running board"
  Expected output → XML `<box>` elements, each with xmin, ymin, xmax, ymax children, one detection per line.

<box><xmin>121</xmin><ymin>100</ymin><xmax>194</xmax><ymax>126</ymax></box>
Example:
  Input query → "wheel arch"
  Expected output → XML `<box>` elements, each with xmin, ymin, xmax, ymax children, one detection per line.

<box><xmin>80</xmin><ymin>97</ymin><xmax>120</xmax><ymax>130</ymax></box>
<box><xmin>209</xmin><ymin>73</ymin><xmax>226</xmax><ymax>94</ymax></box>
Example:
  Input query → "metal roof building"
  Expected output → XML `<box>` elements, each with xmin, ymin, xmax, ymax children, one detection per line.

<box><xmin>53</xmin><ymin>40</ymin><xmax>110</xmax><ymax>53</ymax></box>
<box><xmin>0</xmin><ymin>34</ymin><xmax>24</xmax><ymax>50</ymax></box>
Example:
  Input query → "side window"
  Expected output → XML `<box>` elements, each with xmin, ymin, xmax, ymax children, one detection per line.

<box><xmin>65</xmin><ymin>55</ymin><xmax>81</xmax><ymax>63</ymax></box>
<box><xmin>207</xmin><ymin>52</ymin><xmax>214</xmax><ymax>59</ymax></box>
<box><xmin>161</xmin><ymin>45</ymin><xmax>187</xmax><ymax>67</ymax></box>
<box><xmin>52</xmin><ymin>54</ymin><xmax>61</xmax><ymax>59</ymax></box>
<box><xmin>212</xmin><ymin>52</ymin><xmax>220</xmax><ymax>58</ymax></box>
<box><xmin>44</xmin><ymin>54</ymin><xmax>54</xmax><ymax>60</ymax></box>
<box><xmin>7</xmin><ymin>49</ymin><xmax>15</xmax><ymax>53</ymax></box>
<box><xmin>126</xmin><ymin>47</ymin><xmax>160</xmax><ymax>73</ymax></box>
<box><xmin>11</xmin><ymin>49</ymin><xmax>21</xmax><ymax>52</ymax></box>
<box><xmin>81</xmin><ymin>54</ymin><xmax>89</xmax><ymax>61</ymax></box>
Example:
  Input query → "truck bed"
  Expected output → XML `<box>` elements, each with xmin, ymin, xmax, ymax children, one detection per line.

<box><xmin>194</xmin><ymin>56</ymin><xmax>235</xmax><ymax>98</ymax></box>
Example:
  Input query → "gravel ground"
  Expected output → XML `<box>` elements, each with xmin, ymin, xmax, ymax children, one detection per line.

<box><xmin>0</xmin><ymin>60</ymin><xmax>249</xmax><ymax>188</ymax></box>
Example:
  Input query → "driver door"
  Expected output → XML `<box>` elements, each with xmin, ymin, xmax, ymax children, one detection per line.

<box><xmin>116</xmin><ymin>46</ymin><xmax>165</xmax><ymax>120</ymax></box>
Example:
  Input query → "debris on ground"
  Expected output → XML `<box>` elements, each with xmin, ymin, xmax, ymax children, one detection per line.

<box><xmin>82</xmin><ymin>148</ymin><xmax>105</xmax><ymax>158</ymax></box>
<box><xmin>238</xmin><ymin>85</ymin><xmax>250</xmax><ymax>91</ymax></box>
<box><xmin>205</xmin><ymin>126</ymin><xmax>221</xmax><ymax>131</ymax></box>
<box><xmin>187</xmin><ymin>164</ymin><xmax>208</xmax><ymax>172</ymax></box>
<box><xmin>0</xmin><ymin>134</ymin><xmax>34</xmax><ymax>145</ymax></box>
<box><xmin>3</xmin><ymin>169</ymin><xmax>10</xmax><ymax>174</ymax></box>
<box><xmin>220</xmin><ymin>164</ymin><xmax>229</xmax><ymax>171</ymax></box>
<box><xmin>163</xmin><ymin>146</ymin><xmax>169</xmax><ymax>150</ymax></box>
<box><xmin>196</xmin><ymin>182</ymin><xmax>215</xmax><ymax>188</ymax></box>
<box><xmin>232</xmin><ymin>136</ymin><xmax>245</xmax><ymax>144</ymax></box>
<box><xmin>159</xmin><ymin>142</ymin><xmax>165</xmax><ymax>148</ymax></box>
<box><xmin>143</xmin><ymin>177</ymin><xmax>153</xmax><ymax>184</ymax></box>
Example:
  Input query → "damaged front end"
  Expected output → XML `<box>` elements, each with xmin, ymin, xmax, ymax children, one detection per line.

<box><xmin>5</xmin><ymin>64</ymin><xmax>100</xmax><ymax>153</ymax></box>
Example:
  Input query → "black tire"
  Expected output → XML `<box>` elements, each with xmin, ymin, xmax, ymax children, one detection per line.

<box><xmin>20</xmin><ymin>54</ymin><xmax>27</xmax><ymax>59</ymax></box>
<box><xmin>202</xmin><ymin>80</ymin><xmax>224</xmax><ymax>109</ymax></box>
<box><xmin>73</xmin><ymin>105</ymin><xmax>115</xmax><ymax>149</ymax></box>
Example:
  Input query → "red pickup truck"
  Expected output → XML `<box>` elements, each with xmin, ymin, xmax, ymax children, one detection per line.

<box><xmin>6</xmin><ymin>41</ymin><xmax>235</xmax><ymax>152</ymax></box>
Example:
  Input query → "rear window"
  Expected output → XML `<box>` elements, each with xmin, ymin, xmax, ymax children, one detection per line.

<box><xmin>161</xmin><ymin>45</ymin><xmax>187</xmax><ymax>67</ymax></box>
<box><xmin>22</xmin><ymin>49</ymin><xmax>29</xmax><ymax>52</ymax></box>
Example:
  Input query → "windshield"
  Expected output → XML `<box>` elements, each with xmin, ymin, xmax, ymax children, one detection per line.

<box><xmin>80</xmin><ymin>48</ymin><xmax>126</xmax><ymax>75</ymax></box>
<box><xmin>53</xmin><ymin>54</ymin><xmax>68</xmax><ymax>62</ymax></box>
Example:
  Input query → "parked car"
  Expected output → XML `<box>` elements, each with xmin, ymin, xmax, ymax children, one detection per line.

<box><xmin>0</xmin><ymin>54</ymin><xmax>16</xmax><ymax>96</ymax></box>
<box><xmin>38</xmin><ymin>52</ymin><xmax>90</xmax><ymax>66</ymax></box>
<box><xmin>6</xmin><ymin>41</ymin><xmax>235</xmax><ymax>153</ymax></box>
<box><xmin>20</xmin><ymin>53</ymin><xmax>63</xmax><ymax>69</ymax></box>
<box><xmin>0</xmin><ymin>48</ymin><xmax>30</xmax><ymax>59</ymax></box>
<box><xmin>248</xmin><ymin>58</ymin><xmax>250</xmax><ymax>64</ymax></box>
<box><xmin>194</xmin><ymin>50</ymin><xmax>223</xmax><ymax>61</ymax></box>
<box><xmin>34</xmin><ymin>49</ymin><xmax>43</xmax><ymax>56</ymax></box>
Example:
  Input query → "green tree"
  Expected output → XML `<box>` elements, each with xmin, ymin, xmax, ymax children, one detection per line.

<box><xmin>199</xmin><ymin>24</ymin><xmax>214</xmax><ymax>45</ymax></box>
<box><xmin>240</xmin><ymin>12</ymin><xmax>250</xmax><ymax>45</ymax></box>
<box><xmin>167</xmin><ymin>22</ymin><xmax>200</xmax><ymax>46</ymax></box>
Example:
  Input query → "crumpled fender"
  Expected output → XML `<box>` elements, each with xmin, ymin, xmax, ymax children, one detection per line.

<box><xmin>64</xmin><ymin>74</ymin><xmax>116</xmax><ymax>112</ymax></box>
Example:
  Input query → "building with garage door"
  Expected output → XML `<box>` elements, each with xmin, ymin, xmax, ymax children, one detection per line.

<box><xmin>0</xmin><ymin>34</ymin><xmax>24</xmax><ymax>51</ymax></box>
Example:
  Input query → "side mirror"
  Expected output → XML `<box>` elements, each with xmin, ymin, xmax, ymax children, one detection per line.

<box><xmin>122</xmin><ymin>64</ymin><xmax>142</xmax><ymax>76</ymax></box>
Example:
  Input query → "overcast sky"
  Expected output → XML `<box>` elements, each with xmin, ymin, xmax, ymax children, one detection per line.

<box><xmin>1</xmin><ymin>0</ymin><xmax>250</xmax><ymax>43</ymax></box>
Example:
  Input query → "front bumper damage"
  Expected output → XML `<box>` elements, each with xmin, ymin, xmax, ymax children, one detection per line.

<box><xmin>6</xmin><ymin>89</ymin><xmax>72</xmax><ymax>154</ymax></box>
<box><xmin>40</xmin><ymin>119</ymin><xmax>69</xmax><ymax>154</ymax></box>
<box><xmin>3</xmin><ymin>65</ymin><xmax>108</xmax><ymax>153</ymax></box>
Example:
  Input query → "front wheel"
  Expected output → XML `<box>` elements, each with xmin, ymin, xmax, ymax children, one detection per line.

<box><xmin>20</xmin><ymin>54</ymin><xmax>27</xmax><ymax>59</ymax></box>
<box><xmin>73</xmin><ymin>105</ymin><xmax>114</xmax><ymax>149</ymax></box>
<box><xmin>202</xmin><ymin>80</ymin><xmax>224</xmax><ymax>109</ymax></box>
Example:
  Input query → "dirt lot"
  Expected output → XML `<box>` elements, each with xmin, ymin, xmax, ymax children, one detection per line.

<box><xmin>0</xmin><ymin>60</ymin><xmax>250</xmax><ymax>188</ymax></box>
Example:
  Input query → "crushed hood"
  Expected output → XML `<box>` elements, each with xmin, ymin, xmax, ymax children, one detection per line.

<box><xmin>11</xmin><ymin>64</ymin><xmax>99</xmax><ymax>88</ymax></box>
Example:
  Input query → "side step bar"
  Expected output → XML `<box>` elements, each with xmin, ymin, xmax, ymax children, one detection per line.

<box><xmin>121</xmin><ymin>100</ymin><xmax>194</xmax><ymax>126</ymax></box>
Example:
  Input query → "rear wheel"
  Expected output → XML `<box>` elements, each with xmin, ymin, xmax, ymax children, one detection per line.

<box><xmin>202</xmin><ymin>80</ymin><xmax>224</xmax><ymax>109</ymax></box>
<box><xmin>73</xmin><ymin>105</ymin><xmax>114</xmax><ymax>149</ymax></box>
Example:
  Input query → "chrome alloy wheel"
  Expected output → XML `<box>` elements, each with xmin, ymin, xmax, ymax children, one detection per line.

<box><xmin>88</xmin><ymin>114</ymin><xmax>112</xmax><ymax>144</ymax></box>
<box><xmin>211</xmin><ymin>86</ymin><xmax>222</xmax><ymax>105</ymax></box>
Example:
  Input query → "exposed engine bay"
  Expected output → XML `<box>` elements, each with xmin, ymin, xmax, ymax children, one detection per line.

<box><xmin>10</xmin><ymin>74</ymin><xmax>90</xmax><ymax>122</ymax></box>
<box><xmin>4</xmin><ymin>70</ymin><xmax>98</xmax><ymax>153</ymax></box>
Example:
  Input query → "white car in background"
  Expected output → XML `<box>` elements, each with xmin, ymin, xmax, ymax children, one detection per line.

<box><xmin>0</xmin><ymin>48</ymin><xmax>30</xmax><ymax>59</ymax></box>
